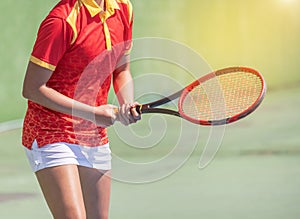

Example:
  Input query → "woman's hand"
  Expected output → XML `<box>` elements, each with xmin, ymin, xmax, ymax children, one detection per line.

<box><xmin>93</xmin><ymin>104</ymin><xmax>119</xmax><ymax>128</ymax></box>
<box><xmin>115</xmin><ymin>102</ymin><xmax>141</xmax><ymax>126</ymax></box>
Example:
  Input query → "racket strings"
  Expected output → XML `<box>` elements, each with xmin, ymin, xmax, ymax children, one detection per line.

<box><xmin>181</xmin><ymin>71</ymin><xmax>263</xmax><ymax>121</ymax></box>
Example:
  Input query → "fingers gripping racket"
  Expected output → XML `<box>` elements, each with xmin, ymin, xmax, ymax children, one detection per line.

<box><xmin>136</xmin><ymin>67</ymin><xmax>266</xmax><ymax>126</ymax></box>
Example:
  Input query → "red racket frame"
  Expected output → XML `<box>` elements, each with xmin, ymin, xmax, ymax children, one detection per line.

<box><xmin>137</xmin><ymin>67</ymin><xmax>266</xmax><ymax>126</ymax></box>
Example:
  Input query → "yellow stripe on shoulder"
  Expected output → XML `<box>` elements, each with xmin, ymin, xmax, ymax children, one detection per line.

<box><xmin>66</xmin><ymin>1</ymin><xmax>82</xmax><ymax>45</ymax></box>
<box><xmin>30</xmin><ymin>56</ymin><xmax>56</xmax><ymax>71</ymax></box>
<box><xmin>116</xmin><ymin>0</ymin><xmax>133</xmax><ymax>23</ymax></box>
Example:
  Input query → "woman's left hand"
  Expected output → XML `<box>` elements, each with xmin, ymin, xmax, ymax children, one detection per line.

<box><xmin>116</xmin><ymin>102</ymin><xmax>141</xmax><ymax>126</ymax></box>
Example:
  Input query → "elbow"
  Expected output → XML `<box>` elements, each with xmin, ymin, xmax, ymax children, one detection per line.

<box><xmin>22</xmin><ymin>88</ymin><xmax>31</xmax><ymax>100</ymax></box>
<box><xmin>22</xmin><ymin>84</ymin><xmax>35</xmax><ymax>100</ymax></box>
<box><xmin>22</xmin><ymin>85</ymin><xmax>29</xmax><ymax>99</ymax></box>
<box><xmin>22</xmin><ymin>61</ymin><xmax>51</xmax><ymax>101</ymax></box>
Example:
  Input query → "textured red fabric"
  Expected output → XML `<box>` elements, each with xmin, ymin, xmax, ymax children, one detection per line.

<box><xmin>23</xmin><ymin>0</ymin><xmax>133</xmax><ymax>148</ymax></box>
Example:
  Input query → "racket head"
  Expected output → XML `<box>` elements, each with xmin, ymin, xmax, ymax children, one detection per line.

<box><xmin>178</xmin><ymin>67</ymin><xmax>266</xmax><ymax>125</ymax></box>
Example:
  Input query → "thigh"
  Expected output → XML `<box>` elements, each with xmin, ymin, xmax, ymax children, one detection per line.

<box><xmin>78</xmin><ymin>166</ymin><xmax>111</xmax><ymax>219</ymax></box>
<box><xmin>35</xmin><ymin>165</ymin><xmax>86</xmax><ymax>219</ymax></box>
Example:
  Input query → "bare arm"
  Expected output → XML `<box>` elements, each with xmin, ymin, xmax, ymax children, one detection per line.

<box><xmin>113</xmin><ymin>63</ymin><xmax>134</xmax><ymax>105</ymax></box>
<box><xmin>22</xmin><ymin>62</ymin><xmax>118</xmax><ymax>127</ymax></box>
<box><xmin>113</xmin><ymin>56</ymin><xmax>141</xmax><ymax>125</ymax></box>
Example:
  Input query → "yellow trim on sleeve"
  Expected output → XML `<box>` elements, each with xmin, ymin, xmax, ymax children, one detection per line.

<box><xmin>30</xmin><ymin>56</ymin><xmax>56</xmax><ymax>71</ymax></box>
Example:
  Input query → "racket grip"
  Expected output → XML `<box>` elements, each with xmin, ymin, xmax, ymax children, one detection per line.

<box><xmin>135</xmin><ymin>104</ymin><xmax>143</xmax><ymax>114</ymax></box>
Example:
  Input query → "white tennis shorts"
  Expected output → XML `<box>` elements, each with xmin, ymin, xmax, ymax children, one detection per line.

<box><xmin>24</xmin><ymin>140</ymin><xmax>112</xmax><ymax>172</ymax></box>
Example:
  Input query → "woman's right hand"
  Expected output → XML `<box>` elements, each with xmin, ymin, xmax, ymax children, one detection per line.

<box><xmin>93</xmin><ymin>104</ymin><xmax>118</xmax><ymax>128</ymax></box>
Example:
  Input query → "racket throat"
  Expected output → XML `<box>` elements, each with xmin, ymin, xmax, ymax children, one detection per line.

<box><xmin>138</xmin><ymin>104</ymin><xmax>181</xmax><ymax>117</ymax></box>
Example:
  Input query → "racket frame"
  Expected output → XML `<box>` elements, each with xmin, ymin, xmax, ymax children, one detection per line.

<box><xmin>137</xmin><ymin>67</ymin><xmax>266</xmax><ymax>126</ymax></box>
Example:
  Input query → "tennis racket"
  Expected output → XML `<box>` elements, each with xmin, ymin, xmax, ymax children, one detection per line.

<box><xmin>136</xmin><ymin>66</ymin><xmax>266</xmax><ymax>126</ymax></box>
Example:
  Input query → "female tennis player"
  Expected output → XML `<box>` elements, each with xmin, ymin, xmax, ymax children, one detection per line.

<box><xmin>22</xmin><ymin>0</ymin><xmax>139</xmax><ymax>218</ymax></box>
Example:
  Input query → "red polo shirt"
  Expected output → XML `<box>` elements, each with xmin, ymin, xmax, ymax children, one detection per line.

<box><xmin>22</xmin><ymin>0</ymin><xmax>133</xmax><ymax>149</ymax></box>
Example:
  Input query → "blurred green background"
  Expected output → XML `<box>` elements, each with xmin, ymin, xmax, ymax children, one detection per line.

<box><xmin>0</xmin><ymin>0</ymin><xmax>300</xmax><ymax>218</ymax></box>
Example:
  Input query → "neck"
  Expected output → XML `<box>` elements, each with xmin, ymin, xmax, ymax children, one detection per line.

<box><xmin>95</xmin><ymin>0</ymin><xmax>105</xmax><ymax>9</ymax></box>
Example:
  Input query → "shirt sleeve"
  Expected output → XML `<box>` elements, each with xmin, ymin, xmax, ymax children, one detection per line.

<box><xmin>30</xmin><ymin>17</ymin><xmax>72</xmax><ymax>71</ymax></box>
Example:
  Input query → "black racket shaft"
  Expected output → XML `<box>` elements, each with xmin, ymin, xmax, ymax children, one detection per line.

<box><xmin>136</xmin><ymin>89</ymin><xmax>183</xmax><ymax>117</ymax></box>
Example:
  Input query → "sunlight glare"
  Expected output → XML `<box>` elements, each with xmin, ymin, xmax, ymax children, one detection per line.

<box><xmin>280</xmin><ymin>0</ymin><xmax>297</xmax><ymax>4</ymax></box>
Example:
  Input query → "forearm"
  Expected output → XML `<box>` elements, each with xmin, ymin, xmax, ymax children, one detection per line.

<box><xmin>113</xmin><ymin>69</ymin><xmax>135</xmax><ymax>105</ymax></box>
<box><xmin>112</xmin><ymin>69</ymin><xmax>141</xmax><ymax>125</ymax></box>
<box><xmin>24</xmin><ymin>84</ymin><xmax>118</xmax><ymax>128</ymax></box>
<box><xmin>24</xmin><ymin>85</ymin><xmax>95</xmax><ymax>121</ymax></box>
<box><xmin>22</xmin><ymin>62</ymin><xmax>109</xmax><ymax>124</ymax></box>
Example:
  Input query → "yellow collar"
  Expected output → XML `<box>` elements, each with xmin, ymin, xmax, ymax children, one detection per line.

<box><xmin>80</xmin><ymin>0</ymin><xmax>120</xmax><ymax>17</ymax></box>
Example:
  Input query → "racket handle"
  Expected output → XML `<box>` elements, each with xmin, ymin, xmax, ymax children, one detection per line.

<box><xmin>135</xmin><ymin>104</ymin><xmax>143</xmax><ymax>114</ymax></box>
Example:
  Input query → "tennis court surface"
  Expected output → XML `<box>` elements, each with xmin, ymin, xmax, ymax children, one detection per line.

<box><xmin>0</xmin><ymin>86</ymin><xmax>299</xmax><ymax>219</ymax></box>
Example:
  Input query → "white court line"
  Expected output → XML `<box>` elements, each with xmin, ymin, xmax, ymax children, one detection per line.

<box><xmin>0</xmin><ymin>119</ymin><xmax>23</xmax><ymax>133</ymax></box>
